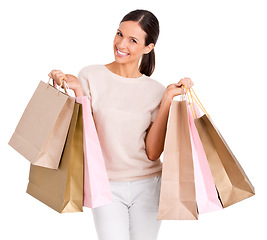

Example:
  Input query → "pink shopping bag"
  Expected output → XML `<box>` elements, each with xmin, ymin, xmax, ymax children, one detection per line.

<box><xmin>188</xmin><ymin>103</ymin><xmax>223</xmax><ymax>214</ymax></box>
<box><xmin>76</xmin><ymin>96</ymin><xmax>113</xmax><ymax>208</ymax></box>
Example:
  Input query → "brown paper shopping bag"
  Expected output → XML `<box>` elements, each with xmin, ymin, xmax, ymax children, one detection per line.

<box><xmin>157</xmin><ymin>100</ymin><xmax>198</xmax><ymax>220</ymax></box>
<box><xmin>186</xmin><ymin>87</ymin><xmax>255</xmax><ymax>208</ymax></box>
<box><xmin>9</xmin><ymin>80</ymin><xmax>75</xmax><ymax>169</ymax></box>
<box><xmin>26</xmin><ymin>103</ymin><xmax>83</xmax><ymax>213</ymax></box>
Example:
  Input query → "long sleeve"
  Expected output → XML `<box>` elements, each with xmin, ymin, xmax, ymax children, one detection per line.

<box><xmin>77</xmin><ymin>66</ymin><xmax>93</xmax><ymax>111</ymax></box>
<box><xmin>150</xmin><ymin>87</ymin><xmax>166</xmax><ymax>123</ymax></box>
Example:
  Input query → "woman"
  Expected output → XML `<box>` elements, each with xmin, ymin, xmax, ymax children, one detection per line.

<box><xmin>49</xmin><ymin>9</ymin><xmax>193</xmax><ymax>240</ymax></box>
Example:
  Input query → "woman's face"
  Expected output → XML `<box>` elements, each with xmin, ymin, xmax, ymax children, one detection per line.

<box><xmin>113</xmin><ymin>21</ymin><xmax>154</xmax><ymax>65</ymax></box>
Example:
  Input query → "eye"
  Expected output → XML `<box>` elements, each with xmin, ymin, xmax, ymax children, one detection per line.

<box><xmin>131</xmin><ymin>39</ymin><xmax>137</xmax><ymax>44</ymax></box>
<box><xmin>117</xmin><ymin>31</ymin><xmax>123</xmax><ymax>37</ymax></box>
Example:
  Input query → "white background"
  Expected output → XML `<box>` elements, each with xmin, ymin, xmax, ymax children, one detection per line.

<box><xmin>1</xmin><ymin>0</ymin><xmax>266</xmax><ymax>239</ymax></box>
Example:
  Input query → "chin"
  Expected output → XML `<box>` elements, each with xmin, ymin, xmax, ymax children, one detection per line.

<box><xmin>114</xmin><ymin>55</ymin><xmax>129</xmax><ymax>64</ymax></box>
<box><xmin>114</xmin><ymin>57</ymin><xmax>129</xmax><ymax>64</ymax></box>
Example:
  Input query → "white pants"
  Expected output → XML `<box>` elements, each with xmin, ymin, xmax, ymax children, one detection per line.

<box><xmin>91</xmin><ymin>175</ymin><xmax>162</xmax><ymax>240</ymax></box>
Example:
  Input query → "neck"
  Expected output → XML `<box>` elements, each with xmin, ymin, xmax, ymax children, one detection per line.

<box><xmin>105</xmin><ymin>61</ymin><xmax>143</xmax><ymax>78</ymax></box>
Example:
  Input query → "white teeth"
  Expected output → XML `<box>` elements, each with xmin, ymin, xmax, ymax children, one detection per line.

<box><xmin>117</xmin><ymin>48</ymin><xmax>128</xmax><ymax>56</ymax></box>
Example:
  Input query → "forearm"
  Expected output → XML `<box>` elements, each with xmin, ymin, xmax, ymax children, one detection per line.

<box><xmin>63</xmin><ymin>74</ymin><xmax>85</xmax><ymax>97</ymax></box>
<box><xmin>145</xmin><ymin>96</ymin><xmax>172</xmax><ymax>160</ymax></box>
<box><xmin>74</xmin><ymin>85</ymin><xmax>85</xmax><ymax>97</ymax></box>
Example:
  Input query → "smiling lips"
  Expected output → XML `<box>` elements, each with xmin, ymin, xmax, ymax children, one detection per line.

<box><xmin>116</xmin><ymin>47</ymin><xmax>129</xmax><ymax>57</ymax></box>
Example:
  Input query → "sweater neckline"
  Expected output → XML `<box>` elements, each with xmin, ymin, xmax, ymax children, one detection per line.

<box><xmin>103</xmin><ymin>65</ymin><xmax>146</xmax><ymax>83</ymax></box>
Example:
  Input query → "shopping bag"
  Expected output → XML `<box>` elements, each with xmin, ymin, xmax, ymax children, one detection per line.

<box><xmin>187</xmin><ymin>88</ymin><xmax>255</xmax><ymax>208</ymax></box>
<box><xmin>76</xmin><ymin>96</ymin><xmax>113</xmax><ymax>208</ymax></box>
<box><xmin>188</xmin><ymin>107</ymin><xmax>223</xmax><ymax>214</ymax></box>
<box><xmin>157</xmin><ymin>100</ymin><xmax>198</xmax><ymax>220</ymax></box>
<box><xmin>9</xmin><ymin>80</ymin><xmax>75</xmax><ymax>169</ymax></box>
<box><xmin>26</xmin><ymin>102</ymin><xmax>84</xmax><ymax>213</ymax></box>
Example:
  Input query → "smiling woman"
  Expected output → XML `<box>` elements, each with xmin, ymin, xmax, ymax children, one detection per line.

<box><xmin>48</xmin><ymin>9</ymin><xmax>193</xmax><ymax>240</ymax></box>
<box><xmin>108</xmin><ymin>20</ymin><xmax>155</xmax><ymax>77</ymax></box>
<box><xmin>110</xmin><ymin>10</ymin><xmax>159</xmax><ymax>77</ymax></box>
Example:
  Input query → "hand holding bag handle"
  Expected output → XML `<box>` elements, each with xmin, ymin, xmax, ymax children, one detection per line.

<box><xmin>48</xmin><ymin>77</ymin><xmax>75</xmax><ymax>97</ymax></box>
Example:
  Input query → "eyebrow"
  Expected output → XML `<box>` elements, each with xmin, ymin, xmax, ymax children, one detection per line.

<box><xmin>117</xmin><ymin>29</ymin><xmax>139</xmax><ymax>41</ymax></box>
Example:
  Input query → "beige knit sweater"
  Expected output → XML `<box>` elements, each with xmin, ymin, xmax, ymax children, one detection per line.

<box><xmin>78</xmin><ymin>64</ymin><xmax>166</xmax><ymax>181</ymax></box>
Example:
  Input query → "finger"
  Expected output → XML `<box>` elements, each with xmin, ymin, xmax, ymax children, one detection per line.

<box><xmin>52</xmin><ymin>69</ymin><xmax>63</xmax><ymax>73</ymax></box>
<box><xmin>48</xmin><ymin>70</ymin><xmax>58</xmax><ymax>78</ymax></box>
<box><xmin>60</xmin><ymin>76</ymin><xmax>67</xmax><ymax>83</ymax></box>
<box><xmin>56</xmin><ymin>75</ymin><xmax>67</xmax><ymax>84</ymax></box>
<box><xmin>179</xmin><ymin>82</ymin><xmax>187</xmax><ymax>89</ymax></box>
<box><xmin>49</xmin><ymin>70</ymin><xmax>58</xmax><ymax>78</ymax></box>
<box><xmin>178</xmin><ymin>78</ymin><xmax>187</xmax><ymax>85</ymax></box>
<box><xmin>55</xmin><ymin>73</ymin><xmax>66</xmax><ymax>78</ymax></box>
<box><xmin>65</xmin><ymin>74</ymin><xmax>74</xmax><ymax>82</ymax></box>
<box><xmin>188</xmin><ymin>80</ymin><xmax>194</xmax><ymax>88</ymax></box>
<box><xmin>51</xmin><ymin>70</ymin><xmax>64</xmax><ymax>77</ymax></box>
<box><xmin>177</xmin><ymin>78</ymin><xmax>184</xmax><ymax>85</ymax></box>
<box><xmin>183</xmin><ymin>79</ymin><xmax>193</xmax><ymax>88</ymax></box>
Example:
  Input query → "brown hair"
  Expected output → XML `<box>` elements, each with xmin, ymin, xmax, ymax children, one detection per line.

<box><xmin>120</xmin><ymin>9</ymin><xmax>160</xmax><ymax>76</ymax></box>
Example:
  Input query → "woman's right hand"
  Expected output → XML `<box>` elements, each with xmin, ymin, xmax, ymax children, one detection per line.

<box><xmin>48</xmin><ymin>69</ymin><xmax>67</xmax><ymax>86</ymax></box>
<box><xmin>48</xmin><ymin>69</ymin><xmax>84</xmax><ymax>97</ymax></box>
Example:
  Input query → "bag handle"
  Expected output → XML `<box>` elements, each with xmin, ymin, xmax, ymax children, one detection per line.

<box><xmin>183</xmin><ymin>85</ymin><xmax>210</xmax><ymax>119</ymax></box>
<box><xmin>47</xmin><ymin>77</ymin><xmax>70</xmax><ymax>96</ymax></box>
<box><xmin>184</xmin><ymin>86</ymin><xmax>197</xmax><ymax>119</ymax></box>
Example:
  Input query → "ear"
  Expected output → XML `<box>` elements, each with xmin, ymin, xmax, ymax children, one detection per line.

<box><xmin>144</xmin><ymin>43</ymin><xmax>155</xmax><ymax>54</ymax></box>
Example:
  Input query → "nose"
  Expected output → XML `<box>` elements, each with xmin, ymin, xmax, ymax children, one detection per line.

<box><xmin>117</xmin><ymin>37</ymin><xmax>128</xmax><ymax>50</ymax></box>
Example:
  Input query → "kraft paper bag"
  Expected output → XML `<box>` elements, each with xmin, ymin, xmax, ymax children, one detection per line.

<box><xmin>185</xmin><ymin>87</ymin><xmax>255</xmax><ymax>208</ymax></box>
<box><xmin>26</xmin><ymin>103</ymin><xmax>83</xmax><ymax>213</ymax></box>
<box><xmin>194</xmin><ymin>113</ymin><xmax>255</xmax><ymax>208</ymax></box>
<box><xmin>188</xmin><ymin>107</ymin><xmax>223</xmax><ymax>214</ymax></box>
<box><xmin>157</xmin><ymin>100</ymin><xmax>198</xmax><ymax>220</ymax></box>
<box><xmin>76</xmin><ymin>96</ymin><xmax>113</xmax><ymax>208</ymax></box>
<box><xmin>9</xmin><ymin>81</ymin><xmax>75</xmax><ymax>169</ymax></box>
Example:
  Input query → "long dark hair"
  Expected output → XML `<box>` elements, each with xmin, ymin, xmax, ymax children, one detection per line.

<box><xmin>120</xmin><ymin>9</ymin><xmax>159</xmax><ymax>77</ymax></box>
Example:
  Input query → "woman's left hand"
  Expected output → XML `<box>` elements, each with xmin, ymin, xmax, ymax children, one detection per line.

<box><xmin>176</xmin><ymin>77</ymin><xmax>194</xmax><ymax>89</ymax></box>
<box><xmin>162</xmin><ymin>77</ymin><xmax>194</xmax><ymax>102</ymax></box>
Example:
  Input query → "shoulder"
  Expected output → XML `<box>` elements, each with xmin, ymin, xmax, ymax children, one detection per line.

<box><xmin>78</xmin><ymin>64</ymin><xmax>105</xmax><ymax>77</ymax></box>
<box><xmin>143</xmin><ymin>75</ymin><xmax>166</xmax><ymax>93</ymax></box>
